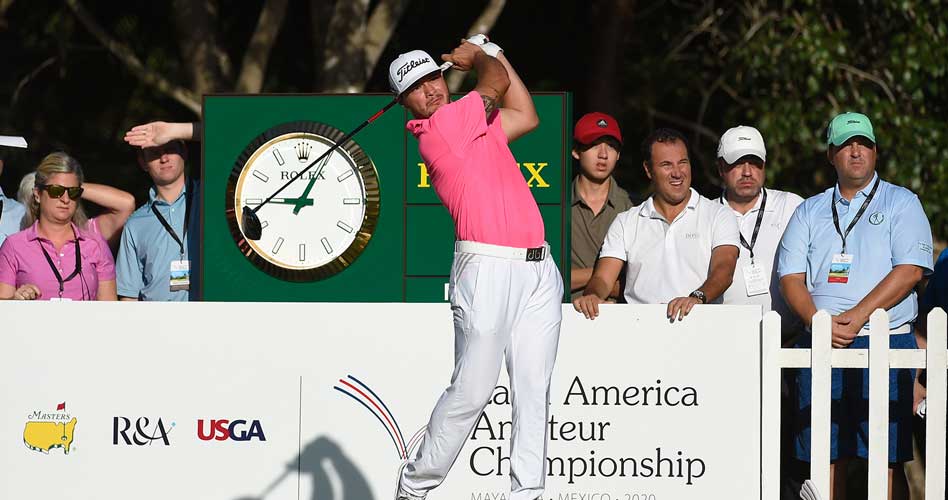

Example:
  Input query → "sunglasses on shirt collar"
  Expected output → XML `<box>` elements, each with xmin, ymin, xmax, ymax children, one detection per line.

<box><xmin>38</xmin><ymin>184</ymin><xmax>84</xmax><ymax>200</ymax></box>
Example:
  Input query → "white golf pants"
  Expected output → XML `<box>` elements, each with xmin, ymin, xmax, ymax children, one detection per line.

<box><xmin>399</xmin><ymin>241</ymin><xmax>563</xmax><ymax>500</ymax></box>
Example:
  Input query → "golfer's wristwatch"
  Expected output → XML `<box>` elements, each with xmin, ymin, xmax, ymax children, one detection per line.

<box><xmin>689</xmin><ymin>290</ymin><xmax>707</xmax><ymax>304</ymax></box>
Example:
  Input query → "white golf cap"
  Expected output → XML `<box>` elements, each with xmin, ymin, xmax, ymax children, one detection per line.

<box><xmin>388</xmin><ymin>50</ymin><xmax>442</xmax><ymax>97</ymax></box>
<box><xmin>717</xmin><ymin>125</ymin><xmax>766</xmax><ymax>164</ymax></box>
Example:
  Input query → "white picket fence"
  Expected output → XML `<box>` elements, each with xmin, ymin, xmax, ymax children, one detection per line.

<box><xmin>762</xmin><ymin>308</ymin><xmax>948</xmax><ymax>499</ymax></box>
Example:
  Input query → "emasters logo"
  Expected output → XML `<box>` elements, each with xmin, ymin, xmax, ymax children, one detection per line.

<box><xmin>23</xmin><ymin>402</ymin><xmax>77</xmax><ymax>455</ymax></box>
<box><xmin>197</xmin><ymin>419</ymin><xmax>267</xmax><ymax>442</ymax></box>
<box><xmin>334</xmin><ymin>375</ymin><xmax>425</xmax><ymax>461</ymax></box>
<box><xmin>113</xmin><ymin>417</ymin><xmax>176</xmax><ymax>446</ymax></box>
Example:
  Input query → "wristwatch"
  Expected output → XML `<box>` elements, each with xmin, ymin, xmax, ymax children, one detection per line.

<box><xmin>689</xmin><ymin>290</ymin><xmax>707</xmax><ymax>304</ymax></box>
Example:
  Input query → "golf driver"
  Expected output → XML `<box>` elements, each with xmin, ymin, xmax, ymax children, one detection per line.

<box><xmin>241</xmin><ymin>61</ymin><xmax>455</xmax><ymax>240</ymax></box>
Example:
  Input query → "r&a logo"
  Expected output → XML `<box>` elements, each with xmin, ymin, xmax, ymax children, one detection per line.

<box><xmin>197</xmin><ymin>419</ymin><xmax>267</xmax><ymax>442</ymax></box>
<box><xmin>113</xmin><ymin>417</ymin><xmax>175</xmax><ymax>446</ymax></box>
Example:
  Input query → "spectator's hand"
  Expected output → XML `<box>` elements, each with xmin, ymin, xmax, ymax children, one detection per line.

<box><xmin>830</xmin><ymin>310</ymin><xmax>863</xmax><ymax>348</ymax></box>
<box><xmin>13</xmin><ymin>284</ymin><xmax>41</xmax><ymax>300</ymax></box>
<box><xmin>124</xmin><ymin>121</ymin><xmax>174</xmax><ymax>148</ymax></box>
<box><xmin>573</xmin><ymin>294</ymin><xmax>605</xmax><ymax>320</ymax></box>
<box><xmin>914</xmin><ymin>376</ymin><xmax>927</xmax><ymax>415</ymax></box>
<box><xmin>441</xmin><ymin>40</ymin><xmax>482</xmax><ymax>71</ymax></box>
<box><xmin>666</xmin><ymin>296</ymin><xmax>701</xmax><ymax>322</ymax></box>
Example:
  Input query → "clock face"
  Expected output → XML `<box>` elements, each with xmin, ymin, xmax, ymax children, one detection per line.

<box><xmin>225</xmin><ymin>121</ymin><xmax>380</xmax><ymax>281</ymax></box>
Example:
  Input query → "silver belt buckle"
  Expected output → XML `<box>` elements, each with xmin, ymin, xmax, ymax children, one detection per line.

<box><xmin>525</xmin><ymin>246</ymin><xmax>545</xmax><ymax>262</ymax></box>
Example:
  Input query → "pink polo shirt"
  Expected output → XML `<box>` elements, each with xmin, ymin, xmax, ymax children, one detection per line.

<box><xmin>408</xmin><ymin>91</ymin><xmax>544</xmax><ymax>248</ymax></box>
<box><xmin>0</xmin><ymin>221</ymin><xmax>115</xmax><ymax>301</ymax></box>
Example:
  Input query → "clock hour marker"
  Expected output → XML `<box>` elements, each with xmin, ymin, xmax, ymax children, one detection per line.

<box><xmin>245</xmin><ymin>198</ymin><xmax>263</xmax><ymax>206</ymax></box>
<box><xmin>299</xmin><ymin>244</ymin><xmax>306</xmax><ymax>262</ymax></box>
<box><xmin>260</xmin><ymin>221</ymin><xmax>269</xmax><ymax>229</ymax></box>
<box><xmin>337</xmin><ymin>221</ymin><xmax>353</xmax><ymax>233</ymax></box>
<box><xmin>272</xmin><ymin>150</ymin><xmax>285</xmax><ymax>166</ymax></box>
<box><xmin>272</xmin><ymin>237</ymin><xmax>284</xmax><ymax>254</ymax></box>
<box><xmin>321</xmin><ymin>237</ymin><xmax>333</xmax><ymax>254</ymax></box>
<box><xmin>337</xmin><ymin>170</ymin><xmax>354</xmax><ymax>182</ymax></box>
<box><xmin>343</xmin><ymin>198</ymin><xmax>362</xmax><ymax>205</ymax></box>
<box><xmin>252</xmin><ymin>170</ymin><xmax>269</xmax><ymax>182</ymax></box>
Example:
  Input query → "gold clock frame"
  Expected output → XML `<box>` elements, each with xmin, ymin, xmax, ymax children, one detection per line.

<box><xmin>225</xmin><ymin>121</ymin><xmax>381</xmax><ymax>282</ymax></box>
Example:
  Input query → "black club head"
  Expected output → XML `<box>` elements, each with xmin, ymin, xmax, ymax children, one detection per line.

<box><xmin>242</xmin><ymin>206</ymin><xmax>263</xmax><ymax>240</ymax></box>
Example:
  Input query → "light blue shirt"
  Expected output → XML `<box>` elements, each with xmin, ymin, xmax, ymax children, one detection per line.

<box><xmin>778</xmin><ymin>173</ymin><xmax>933</xmax><ymax>328</ymax></box>
<box><xmin>0</xmin><ymin>187</ymin><xmax>26</xmax><ymax>247</ymax></box>
<box><xmin>116</xmin><ymin>180</ymin><xmax>200</xmax><ymax>301</ymax></box>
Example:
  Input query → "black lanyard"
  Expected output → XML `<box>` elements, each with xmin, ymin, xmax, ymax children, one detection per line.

<box><xmin>831</xmin><ymin>176</ymin><xmax>881</xmax><ymax>254</ymax></box>
<box><xmin>151</xmin><ymin>181</ymin><xmax>192</xmax><ymax>256</ymax></box>
<box><xmin>720</xmin><ymin>188</ymin><xmax>767</xmax><ymax>264</ymax></box>
<box><xmin>39</xmin><ymin>233</ymin><xmax>82</xmax><ymax>299</ymax></box>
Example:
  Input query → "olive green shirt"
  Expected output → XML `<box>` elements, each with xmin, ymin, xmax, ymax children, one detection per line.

<box><xmin>570</xmin><ymin>177</ymin><xmax>634</xmax><ymax>299</ymax></box>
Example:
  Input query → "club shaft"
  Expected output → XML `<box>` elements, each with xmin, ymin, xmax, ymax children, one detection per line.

<box><xmin>252</xmin><ymin>98</ymin><xmax>398</xmax><ymax>214</ymax></box>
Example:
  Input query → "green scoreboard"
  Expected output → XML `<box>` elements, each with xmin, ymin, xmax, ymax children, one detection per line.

<box><xmin>201</xmin><ymin>93</ymin><xmax>571</xmax><ymax>302</ymax></box>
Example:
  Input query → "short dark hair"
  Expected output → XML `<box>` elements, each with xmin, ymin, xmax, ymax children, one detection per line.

<box><xmin>641</xmin><ymin>128</ymin><xmax>689</xmax><ymax>166</ymax></box>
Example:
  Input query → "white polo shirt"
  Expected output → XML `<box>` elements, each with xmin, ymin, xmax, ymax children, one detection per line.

<box><xmin>599</xmin><ymin>188</ymin><xmax>740</xmax><ymax>304</ymax></box>
<box><xmin>719</xmin><ymin>188</ymin><xmax>803</xmax><ymax>312</ymax></box>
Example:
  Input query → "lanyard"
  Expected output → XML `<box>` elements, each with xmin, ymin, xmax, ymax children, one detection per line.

<box><xmin>0</xmin><ymin>198</ymin><xmax>4</xmax><ymax>224</ymax></box>
<box><xmin>831</xmin><ymin>176</ymin><xmax>881</xmax><ymax>254</ymax></box>
<box><xmin>151</xmin><ymin>181</ymin><xmax>192</xmax><ymax>256</ymax></box>
<box><xmin>720</xmin><ymin>188</ymin><xmax>767</xmax><ymax>264</ymax></box>
<box><xmin>39</xmin><ymin>234</ymin><xmax>82</xmax><ymax>299</ymax></box>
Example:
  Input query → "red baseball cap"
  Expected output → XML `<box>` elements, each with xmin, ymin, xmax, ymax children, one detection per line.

<box><xmin>573</xmin><ymin>112</ymin><xmax>622</xmax><ymax>146</ymax></box>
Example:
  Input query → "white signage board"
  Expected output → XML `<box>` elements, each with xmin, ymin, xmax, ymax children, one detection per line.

<box><xmin>0</xmin><ymin>302</ymin><xmax>761</xmax><ymax>500</ymax></box>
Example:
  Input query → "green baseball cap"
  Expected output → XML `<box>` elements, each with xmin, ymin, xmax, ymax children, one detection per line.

<box><xmin>827</xmin><ymin>112</ymin><xmax>876</xmax><ymax>146</ymax></box>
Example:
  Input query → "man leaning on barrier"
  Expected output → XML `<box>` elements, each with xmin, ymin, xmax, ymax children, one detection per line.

<box><xmin>777</xmin><ymin>112</ymin><xmax>934</xmax><ymax>500</ymax></box>
<box><xmin>573</xmin><ymin>128</ymin><xmax>739</xmax><ymax>322</ymax></box>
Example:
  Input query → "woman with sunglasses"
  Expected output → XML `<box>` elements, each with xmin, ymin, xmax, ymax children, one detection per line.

<box><xmin>0</xmin><ymin>152</ymin><xmax>117</xmax><ymax>300</ymax></box>
<box><xmin>17</xmin><ymin>172</ymin><xmax>135</xmax><ymax>252</ymax></box>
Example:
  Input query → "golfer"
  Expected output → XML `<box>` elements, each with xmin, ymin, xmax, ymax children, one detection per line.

<box><xmin>390</xmin><ymin>37</ymin><xmax>562</xmax><ymax>500</ymax></box>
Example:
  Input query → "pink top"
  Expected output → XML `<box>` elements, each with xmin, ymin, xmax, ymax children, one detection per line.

<box><xmin>0</xmin><ymin>221</ymin><xmax>116</xmax><ymax>300</ymax></box>
<box><xmin>407</xmin><ymin>91</ymin><xmax>544</xmax><ymax>248</ymax></box>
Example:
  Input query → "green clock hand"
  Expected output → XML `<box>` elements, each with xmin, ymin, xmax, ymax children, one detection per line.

<box><xmin>292</xmin><ymin>153</ymin><xmax>333</xmax><ymax>215</ymax></box>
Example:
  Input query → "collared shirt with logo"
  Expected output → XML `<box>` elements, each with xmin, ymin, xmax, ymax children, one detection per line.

<box><xmin>570</xmin><ymin>177</ymin><xmax>633</xmax><ymax>299</ymax></box>
<box><xmin>778</xmin><ymin>173</ymin><xmax>933</xmax><ymax>329</ymax></box>
<box><xmin>599</xmin><ymin>188</ymin><xmax>740</xmax><ymax>304</ymax></box>
<box><xmin>720</xmin><ymin>188</ymin><xmax>803</xmax><ymax>312</ymax></box>
<box><xmin>0</xmin><ymin>221</ymin><xmax>115</xmax><ymax>300</ymax></box>
<box><xmin>406</xmin><ymin>91</ymin><xmax>544</xmax><ymax>248</ymax></box>
<box><xmin>116</xmin><ymin>180</ymin><xmax>200</xmax><ymax>301</ymax></box>
<box><xmin>0</xmin><ymin>187</ymin><xmax>26</xmax><ymax>247</ymax></box>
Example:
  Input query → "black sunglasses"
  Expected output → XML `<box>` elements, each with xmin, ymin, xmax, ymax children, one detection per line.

<box><xmin>39</xmin><ymin>184</ymin><xmax>84</xmax><ymax>200</ymax></box>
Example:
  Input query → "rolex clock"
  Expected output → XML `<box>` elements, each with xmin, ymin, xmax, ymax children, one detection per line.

<box><xmin>225</xmin><ymin>121</ymin><xmax>380</xmax><ymax>281</ymax></box>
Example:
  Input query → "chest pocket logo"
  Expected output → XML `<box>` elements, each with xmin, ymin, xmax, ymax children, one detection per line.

<box><xmin>869</xmin><ymin>212</ymin><xmax>885</xmax><ymax>225</ymax></box>
<box><xmin>684</xmin><ymin>233</ymin><xmax>700</xmax><ymax>239</ymax></box>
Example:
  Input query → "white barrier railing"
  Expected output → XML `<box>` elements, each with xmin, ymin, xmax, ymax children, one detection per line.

<box><xmin>762</xmin><ymin>308</ymin><xmax>947</xmax><ymax>499</ymax></box>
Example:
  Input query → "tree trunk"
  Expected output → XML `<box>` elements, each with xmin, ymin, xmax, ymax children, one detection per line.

<box><xmin>580</xmin><ymin>0</ymin><xmax>635</xmax><ymax>115</ymax></box>
<box><xmin>363</xmin><ymin>0</ymin><xmax>411</xmax><ymax>86</ymax></box>
<box><xmin>446</xmin><ymin>0</ymin><xmax>506</xmax><ymax>93</ymax></box>
<box><xmin>319</xmin><ymin>0</ymin><xmax>369</xmax><ymax>92</ymax></box>
<box><xmin>235</xmin><ymin>0</ymin><xmax>290</xmax><ymax>93</ymax></box>
<box><xmin>171</xmin><ymin>0</ymin><xmax>232</xmax><ymax>97</ymax></box>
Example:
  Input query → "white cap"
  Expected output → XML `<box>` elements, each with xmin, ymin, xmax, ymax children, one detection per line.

<box><xmin>717</xmin><ymin>125</ymin><xmax>766</xmax><ymax>164</ymax></box>
<box><xmin>388</xmin><ymin>50</ymin><xmax>442</xmax><ymax>97</ymax></box>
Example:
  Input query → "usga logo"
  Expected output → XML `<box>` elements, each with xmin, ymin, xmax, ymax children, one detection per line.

<box><xmin>197</xmin><ymin>419</ymin><xmax>267</xmax><ymax>442</ymax></box>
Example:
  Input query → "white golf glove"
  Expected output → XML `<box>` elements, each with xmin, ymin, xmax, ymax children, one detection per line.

<box><xmin>466</xmin><ymin>34</ymin><xmax>503</xmax><ymax>57</ymax></box>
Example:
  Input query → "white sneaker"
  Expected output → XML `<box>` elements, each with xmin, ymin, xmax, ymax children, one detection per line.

<box><xmin>394</xmin><ymin>461</ymin><xmax>421</xmax><ymax>500</ymax></box>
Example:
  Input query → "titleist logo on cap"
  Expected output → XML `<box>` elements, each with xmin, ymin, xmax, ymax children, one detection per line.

<box><xmin>738</xmin><ymin>136</ymin><xmax>751</xmax><ymax>141</ymax></box>
<box><xmin>397</xmin><ymin>57</ymin><xmax>431</xmax><ymax>83</ymax></box>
